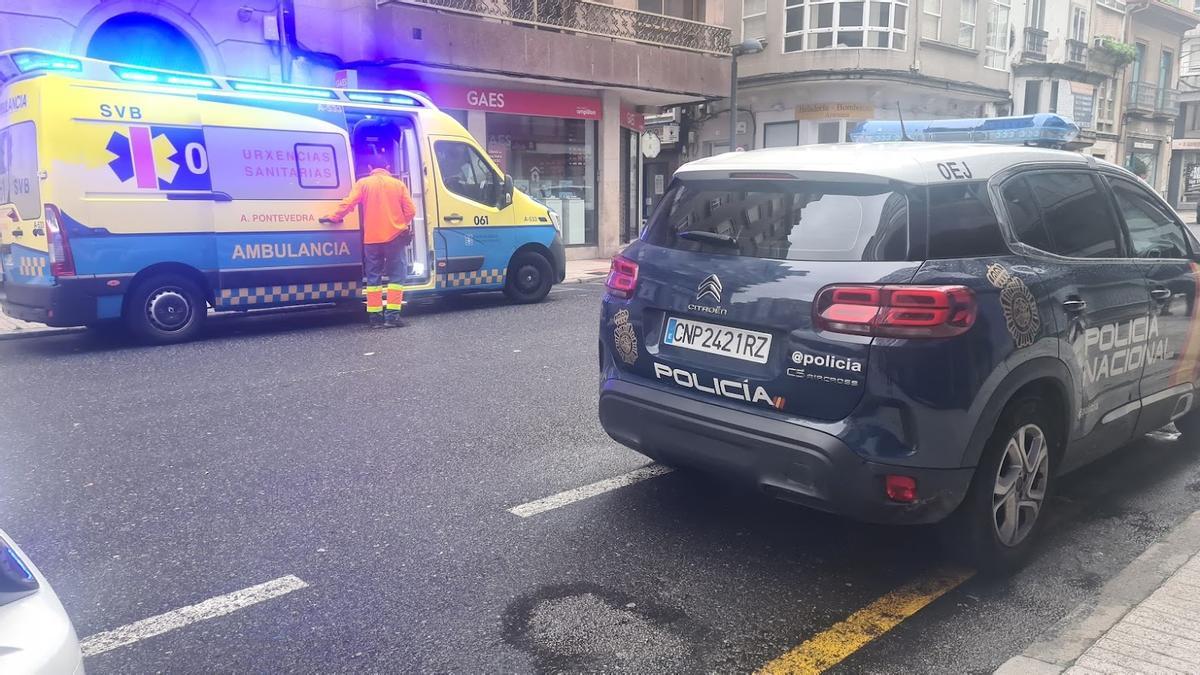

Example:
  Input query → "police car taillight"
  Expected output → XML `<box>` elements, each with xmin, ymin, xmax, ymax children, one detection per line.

<box><xmin>606</xmin><ymin>255</ymin><xmax>639</xmax><ymax>299</ymax></box>
<box><xmin>45</xmin><ymin>204</ymin><xmax>76</xmax><ymax>278</ymax></box>
<box><xmin>815</xmin><ymin>284</ymin><xmax>976</xmax><ymax>338</ymax></box>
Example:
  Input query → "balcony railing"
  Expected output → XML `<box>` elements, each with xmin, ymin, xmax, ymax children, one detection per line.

<box><xmin>1128</xmin><ymin>81</ymin><xmax>1180</xmax><ymax>115</ymax></box>
<box><xmin>1065</xmin><ymin>39</ymin><xmax>1087</xmax><ymax>66</ymax></box>
<box><xmin>1023</xmin><ymin>27</ymin><xmax>1048</xmax><ymax>61</ymax></box>
<box><xmin>376</xmin><ymin>0</ymin><xmax>732</xmax><ymax>55</ymax></box>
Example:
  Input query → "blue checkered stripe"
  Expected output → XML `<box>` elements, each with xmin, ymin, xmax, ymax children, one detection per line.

<box><xmin>217</xmin><ymin>281</ymin><xmax>361</xmax><ymax>307</ymax></box>
<box><xmin>16</xmin><ymin>255</ymin><xmax>47</xmax><ymax>278</ymax></box>
<box><xmin>442</xmin><ymin>268</ymin><xmax>506</xmax><ymax>289</ymax></box>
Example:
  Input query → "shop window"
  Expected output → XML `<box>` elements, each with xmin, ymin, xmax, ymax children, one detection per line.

<box><xmin>817</xmin><ymin>121</ymin><xmax>841</xmax><ymax>143</ymax></box>
<box><xmin>434</xmin><ymin>140</ymin><xmax>500</xmax><ymax>207</ymax></box>
<box><xmin>488</xmin><ymin>114</ymin><xmax>597</xmax><ymax>245</ymax></box>
<box><xmin>1023</xmin><ymin>80</ymin><xmax>1041</xmax><ymax>114</ymax></box>
<box><xmin>783</xmin><ymin>0</ymin><xmax>908</xmax><ymax>51</ymax></box>
<box><xmin>764</xmin><ymin>121</ymin><xmax>800</xmax><ymax>147</ymax></box>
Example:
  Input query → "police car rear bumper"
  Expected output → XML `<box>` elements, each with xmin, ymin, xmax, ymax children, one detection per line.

<box><xmin>2</xmin><ymin>280</ymin><xmax>100</xmax><ymax>327</ymax></box>
<box><xmin>598</xmin><ymin>377</ymin><xmax>973</xmax><ymax>525</ymax></box>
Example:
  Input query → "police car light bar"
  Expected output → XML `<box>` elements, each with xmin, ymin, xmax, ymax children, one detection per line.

<box><xmin>850</xmin><ymin>114</ymin><xmax>1080</xmax><ymax>147</ymax></box>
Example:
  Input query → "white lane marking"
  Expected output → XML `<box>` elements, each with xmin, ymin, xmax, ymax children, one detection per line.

<box><xmin>508</xmin><ymin>464</ymin><xmax>674</xmax><ymax>518</ymax></box>
<box><xmin>80</xmin><ymin>575</ymin><xmax>309</xmax><ymax>657</ymax></box>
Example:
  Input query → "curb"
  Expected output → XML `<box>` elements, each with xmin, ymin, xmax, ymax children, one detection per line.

<box><xmin>994</xmin><ymin>509</ymin><xmax>1200</xmax><ymax>674</ymax></box>
<box><xmin>0</xmin><ymin>326</ymin><xmax>86</xmax><ymax>342</ymax></box>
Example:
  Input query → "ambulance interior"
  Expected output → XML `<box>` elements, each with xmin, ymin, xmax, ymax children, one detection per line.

<box><xmin>347</xmin><ymin>114</ymin><xmax>430</xmax><ymax>285</ymax></box>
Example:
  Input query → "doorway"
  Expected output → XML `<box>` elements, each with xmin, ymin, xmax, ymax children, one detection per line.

<box><xmin>345</xmin><ymin>113</ymin><xmax>431</xmax><ymax>286</ymax></box>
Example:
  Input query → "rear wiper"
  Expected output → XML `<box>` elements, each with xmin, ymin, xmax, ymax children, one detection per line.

<box><xmin>679</xmin><ymin>230</ymin><xmax>738</xmax><ymax>247</ymax></box>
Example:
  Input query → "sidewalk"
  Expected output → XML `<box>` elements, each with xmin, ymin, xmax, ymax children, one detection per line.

<box><xmin>562</xmin><ymin>257</ymin><xmax>611</xmax><ymax>284</ymax></box>
<box><xmin>996</xmin><ymin>510</ymin><xmax>1200</xmax><ymax>674</ymax></box>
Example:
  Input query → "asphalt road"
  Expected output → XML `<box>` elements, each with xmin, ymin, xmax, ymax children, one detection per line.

<box><xmin>2</xmin><ymin>282</ymin><xmax>1199</xmax><ymax>673</ymax></box>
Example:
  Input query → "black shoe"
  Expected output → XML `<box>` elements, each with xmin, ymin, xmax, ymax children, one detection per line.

<box><xmin>368</xmin><ymin>315</ymin><xmax>385</xmax><ymax>329</ymax></box>
<box><xmin>384</xmin><ymin>317</ymin><xmax>405</xmax><ymax>328</ymax></box>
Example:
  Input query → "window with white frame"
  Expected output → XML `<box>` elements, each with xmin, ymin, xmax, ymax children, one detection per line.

<box><xmin>923</xmin><ymin>0</ymin><xmax>942</xmax><ymax>40</ymax></box>
<box><xmin>743</xmin><ymin>0</ymin><xmax>767</xmax><ymax>41</ymax></box>
<box><xmin>1069</xmin><ymin>6</ymin><xmax>1086</xmax><ymax>41</ymax></box>
<box><xmin>959</xmin><ymin>0</ymin><xmax>977</xmax><ymax>47</ymax></box>
<box><xmin>784</xmin><ymin>0</ymin><xmax>909</xmax><ymax>51</ymax></box>
<box><xmin>1097</xmin><ymin>77</ymin><xmax>1116</xmax><ymax>131</ymax></box>
<box><xmin>1027</xmin><ymin>0</ymin><xmax>1045</xmax><ymax>29</ymax></box>
<box><xmin>984</xmin><ymin>0</ymin><xmax>1010</xmax><ymax>70</ymax></box>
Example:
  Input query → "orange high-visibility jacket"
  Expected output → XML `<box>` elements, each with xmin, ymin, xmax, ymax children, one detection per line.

<box><xmin>329</xmin><ymin>168</ymin><xmax>417</xmax><ymax>245</ymax></box>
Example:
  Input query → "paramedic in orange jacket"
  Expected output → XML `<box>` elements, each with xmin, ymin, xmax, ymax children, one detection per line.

<box><xmin>322</xmin><ymin>154</ymin><xmax>417</xmax><ymax>328</ymax></box>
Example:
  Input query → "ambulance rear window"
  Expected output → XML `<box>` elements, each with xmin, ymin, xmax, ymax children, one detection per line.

<box><xmin>0</xmin><ymin>121</ymin><xmax>40</xmax><ymax>220</ymax></box>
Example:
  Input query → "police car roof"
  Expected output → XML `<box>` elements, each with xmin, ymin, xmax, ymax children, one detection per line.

<box><xmin>676</xmin><ymin>142</ymin><xmax>1105</xmax><ymax>185</ymax></box>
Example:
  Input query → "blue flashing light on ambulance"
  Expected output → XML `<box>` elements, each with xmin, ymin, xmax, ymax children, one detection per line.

<box><xmin>0</xmin><ymin>49</ymin><xmax>566</xmax><ymax>343</ymax></box>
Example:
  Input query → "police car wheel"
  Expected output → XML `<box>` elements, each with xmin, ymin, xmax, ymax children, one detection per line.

<box><xmin>504</xmin><ymin>252</ymin><xmax>553</xmax><ymax>304</ymax></box>
<box><xmin>947</xmin><ymin>394</ymin><xmax>1055</xmax><ymax>575</ymax></box>
<box><xmin>125</xmin><ymin>275</ymin><xmax>206</xmax><ymax>344</ymax></box>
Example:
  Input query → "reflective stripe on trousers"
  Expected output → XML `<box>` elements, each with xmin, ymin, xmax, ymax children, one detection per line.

<box><xmin>386</xmin><ymin>283</ymin><xmax>404</xmax><ymax>312</ymax></box>
<box><xmin>366</xmin><ymin>285</ymin><xmax>384</xmax><ymax>313</ymax></box>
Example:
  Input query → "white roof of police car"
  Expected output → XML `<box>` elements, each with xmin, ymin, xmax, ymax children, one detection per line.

<box><xmin>676</xmin><ymin>143</ymin><xmax>1118</xmax><ymax>186</ymax></box>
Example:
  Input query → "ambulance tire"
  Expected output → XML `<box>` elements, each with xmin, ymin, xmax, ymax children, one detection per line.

<box><xmin>125</xmin><ymin>274</ymin><xmax>207</xmax><ymax>344</ymax></box>
<box><xmin>504</xmin><ymin>252</ymin><xmax>553</xmax><ymax>304</ymax></box>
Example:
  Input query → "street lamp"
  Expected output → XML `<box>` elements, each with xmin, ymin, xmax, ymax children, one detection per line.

<box><xmin>729</xmin><ymin>38</ymin><xmax>764</xmax><ymax>152</ymax></box>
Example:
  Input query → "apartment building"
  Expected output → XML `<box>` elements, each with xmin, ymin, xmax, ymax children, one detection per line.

<box><xmin>1</xmin><ymin>0</ymin><xmax>733</xmax><ymax>257</ymax></box>
<box><xmin>699</xmin><ymin>0</ymin><xmax>1011</xmax><ymax>155</ymax></box>
<box><xmin>1169</xmin><ymin>25</ymin><xmax>1200</xmax><ymax>212</ymax></box>
<box><xmin>1008</xmin><ymin>0</ymin><xmax>1196</xmax><ymax>193</ymax></box>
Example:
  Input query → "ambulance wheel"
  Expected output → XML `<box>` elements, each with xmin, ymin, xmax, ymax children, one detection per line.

<box><xmin>943</xmin><ymin>394</ymin><xmax>1055</xmax><ymax>575</ymax></box>
<box><xmin>504</xmin><ymin>252</ymin><xmax>553</xmax><ymax>304</ymax></box>
<box><xmin>125</xmin><ymin>275</ymin><xmax>206</xmax><ymax>344</ymax></box>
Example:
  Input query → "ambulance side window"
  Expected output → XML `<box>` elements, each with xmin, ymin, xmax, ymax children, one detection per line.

<box><xmin>434</xmin><ymin>141</ymin><xmax>499</xmax><ymax>207</ymax></box>
<box><xmin>0</xmin><ymin>122</ymin><xmax>41</xmax><ymax>220</ymax></box>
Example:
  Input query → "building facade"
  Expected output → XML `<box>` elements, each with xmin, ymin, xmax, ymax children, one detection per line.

<box><xmin>0</xmin><ymin>0</ymin><xmax>733</xmax><ymax>258</ymax></box>
<box><xmin>700</xmin><ymin>0</ymin><xmax>1011</xmax><ymax>156</ymax></box>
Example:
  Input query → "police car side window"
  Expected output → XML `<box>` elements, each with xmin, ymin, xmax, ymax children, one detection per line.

<box><xmin>1005</xmin><ymin>172</ymin><xmax>1123</xmax><ymax>258</ymax></box>
<box><xmin>926</xmin><ymin>182</ymin><xmax>1009</xmax><ymax>258</ymax></box>
<box><xmin>1110</xmin><ymin>180</ymin><xmax>1190</xmax><ymax>259</ymax></box>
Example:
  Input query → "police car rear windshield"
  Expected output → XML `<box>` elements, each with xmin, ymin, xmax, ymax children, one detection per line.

<box><xmin>644</xmin><ymin>179</ymin><xmax>909</xmax><ymax>262</ymax></box>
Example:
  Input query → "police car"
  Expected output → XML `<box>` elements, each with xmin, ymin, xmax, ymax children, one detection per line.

<box><xmin>598</xmin><ymin>115</ymin><xmax>1200</xmax><ymax>571</ymax></box>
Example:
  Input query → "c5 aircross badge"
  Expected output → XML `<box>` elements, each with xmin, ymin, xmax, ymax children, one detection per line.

<box><xmin>987</xmin><ymin>263</ymin><xmax>1040</xmax><ymax>349</ymax></box>
<box><xmin>612</xmin><ymin>308</ymin><xmax>639</xmax><ymax>365</ymax></box>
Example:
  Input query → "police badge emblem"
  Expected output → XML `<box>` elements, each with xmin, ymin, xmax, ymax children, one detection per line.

<box><xmin>987</xmin><ymin>263</ymin><xmax>1041</xmax><ymax>349</ymax></box>
<box><xmin>612</xmin><ymin>308</ymin><xmax>638</xmax><ymax>365</ymax></box>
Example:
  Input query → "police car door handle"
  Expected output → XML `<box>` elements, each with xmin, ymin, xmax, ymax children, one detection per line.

<box><xmin>1063</xmin><ymin>299</ymin><xmax>1087</xmax><ymax>313</ymax></box>
<box><xmin>10</xmin><ymin>228</ymin><xmax>22</xmax><ymax>238</ymax></box>
<box><xmin>1151</xmin><ymin>287</ymin><xmax>1172</xmax><ymax>302</ymax></box>
<box><xmin>444</xmin><ymin>213</ymin><xmax>463</xmax><ymax>224</ymax></box>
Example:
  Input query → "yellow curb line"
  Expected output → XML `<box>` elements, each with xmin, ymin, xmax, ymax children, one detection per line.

<box><xmin>756</xmin><ymin>566</ymin><xmax>975</xmax><ymax>675</ymax></box>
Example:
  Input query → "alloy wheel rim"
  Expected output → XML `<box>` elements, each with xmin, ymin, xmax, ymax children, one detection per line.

<box><xmin>992</xmin><ymin>423</ymin><xmax>1049</xmax><ymax>547</ymax></box>
<box><xmin>146</xmin><ymin>287</ymin><xmax>192</xmax><ymax>332</ymax></box>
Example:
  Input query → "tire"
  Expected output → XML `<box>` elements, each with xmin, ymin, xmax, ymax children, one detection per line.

<box><xmin>124</xmin><ymin>274</ymin><xmax>207</xmax><ymax>344</ymax></box>
<box><xmin>503</xmin><ymin>252</ymin><xmax>554</xmax><ymax>304</ymax></box>
<box><xmin>944</xmin><ymin>394</ymin><xmax>1055</xmax><ymax>575</ymax></box>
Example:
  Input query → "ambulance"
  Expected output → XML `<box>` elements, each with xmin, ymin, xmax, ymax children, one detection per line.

<box><xmin>0</xmin><ymin>49</ymin><xmax>566</xmax><ymax>343</ymax></box>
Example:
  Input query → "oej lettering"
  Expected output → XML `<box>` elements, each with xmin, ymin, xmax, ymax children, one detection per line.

<box><xmin>232</xmin><ymin>241</ymin><xmax>351</xmax><ymax>260</ymax></box>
